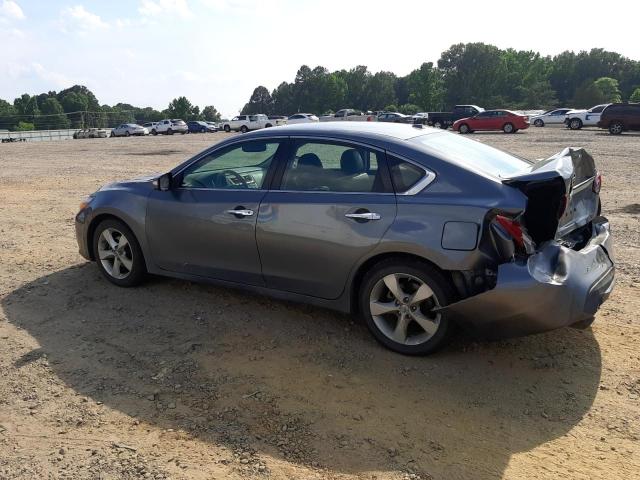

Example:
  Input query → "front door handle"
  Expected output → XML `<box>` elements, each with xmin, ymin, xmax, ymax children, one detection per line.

<box><xmin>226</xmin><ymin>208</ymin><xmax>254</xmax><ymax>217</ymax></box>
<box><xmin>345</xmin><ymin>212</ymin><xmax>381</xmax><ymax>221</ymax></box>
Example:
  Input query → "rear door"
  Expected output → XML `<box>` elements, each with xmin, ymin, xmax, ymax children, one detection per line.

<box><xmin>256</xmin><ymin>138</ymin><xmax>397</xmax><ymax>299</ymax></box>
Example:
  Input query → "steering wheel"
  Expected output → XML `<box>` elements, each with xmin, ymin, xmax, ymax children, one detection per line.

<box><xmin>219</xmin><ymin>169</ymin><xmax>249</xmax><ymax>188</ymax></box>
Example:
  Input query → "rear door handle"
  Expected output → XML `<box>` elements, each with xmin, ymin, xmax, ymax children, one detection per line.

<box><xmin>345</xmin><ymin>212</ymin><xmax>381</xmax><ymax>221</ymax></box>
<box><xmin>226</xmin><ymin>208</ymin><xmax>254</xmax><ymax>217</ymax></box>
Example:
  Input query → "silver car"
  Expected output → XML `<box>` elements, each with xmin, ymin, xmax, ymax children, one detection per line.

<box><xmin>75</xmin><ymin>123</ymin><xmax>614</xmax><ymax>355</ymax></box>
<box><xmin>110</xmin><ymin>123</ymin><xmax>148</xmax><ymax>137</ymax></box>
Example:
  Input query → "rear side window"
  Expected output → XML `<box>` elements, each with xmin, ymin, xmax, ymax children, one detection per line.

<box><xmin>388</xmin><ymin>156</ymin><xmax>426</xmax><ymax>193</ymax></box>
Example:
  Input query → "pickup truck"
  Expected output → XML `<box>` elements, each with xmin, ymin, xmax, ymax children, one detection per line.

<box><xmin>319</xmin><ymin>109</ymin><xmax>377</xmax><ymax>122</ymax></box>
<box><xmin>222</xmin><ymin>114</ymin><xmax>286</xmax><ymax>133</ymax></box>
<box><xmin>564</xmin><ymin>104</ymin><xmax>609</xmax><ymax>130</ymax></box>
<box><xmin>426</xmin><ymin>105</ymin><xmax>484</xmax><ymax>129</ymax></box>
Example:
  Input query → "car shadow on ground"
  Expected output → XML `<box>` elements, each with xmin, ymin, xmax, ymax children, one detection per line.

<box><xmin>2</xmin><ymin>264</ymin><xmax>602</xmax><ymax>479</ymax></box>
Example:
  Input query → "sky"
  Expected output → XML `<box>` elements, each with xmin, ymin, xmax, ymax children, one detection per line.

<box><xmin>1</xmin><ymin>0</ymin><xmax>639</xmax><ymax>118</ymax></box>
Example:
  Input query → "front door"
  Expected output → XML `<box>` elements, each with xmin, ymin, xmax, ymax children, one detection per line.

<box><xmin>257</xmin><ymin>139</ymin><xmax>397</xmax><ymax>299</ymax></box>
<box><xmin>146</xmin><ymin>139</ymin><xmax>285</xmax><ymax>285</ymax></box>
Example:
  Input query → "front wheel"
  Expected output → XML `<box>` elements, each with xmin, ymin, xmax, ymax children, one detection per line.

<box><xmin>151</xmin><ymin>129</ymin><xmax>157</xmax><ymax>136</ymax></box>
<box><xmin>224</xmin><ymin>125</ymin><xmax>231</xmax><ymax>132</ymax></box>
<box><xmin>458</xmin><ymin>123</ymin><xmax>470</xmax><ymax>134</ymax></box>
<box><xmin>359</xmin><ymin>259</ymin><xmax>454</xmax><ymax>355</ymax></box>
<box><xmin>534</xmin><ymin>119</ymin><xmax>544</xmax><ymax>127</ymax></box>
<box><xmin>125</xmin><ymin>131</ymin><xmax>130</xmax><ymax>137</ymax></box>
<box><xmin>167</xmin><ymin>128</ymin><xmax>173</xmax><ymax>135</ymax></box>
<box><xmin>93</xmin><ymin>219</ymin><xmax>146</xmax><ymax>287</ymax></box>
<box><xmin>609</xmin><ymin>121</ymin><xmax>623</xmax><ymax>135</ymax></box>
<box><xmin>503</xmin><ymin>122</ymin><xmax>514</xmax><ymax>133</ymax></box>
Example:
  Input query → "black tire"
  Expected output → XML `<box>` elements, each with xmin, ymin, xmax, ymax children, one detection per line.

<box><xmin>201</xmin><ymin>127</ymin><xmax>206</xmax><ymax>133</ymax></box>
<box><xmin>534</xmin><ymin>119</ymin><xmax>544</xmax><ymax>127</ymax></box>
<box><xmin>110</xmin><ymin>132</ymin><xmax>115</xmax><ymax>138</ymax></box>
<box><xmin>151</xmin><ymin>129</ymin><xmax>157</xmax><ymax>136</ymax></box>
<box><xmin>240</xmin><ymin>125</ymin><xmax>249</xmax><ymax>133</ymax></box>
<box><xmin>92</xmin><ymin>218</ymin><xmax>146</xmax><ymax>287</ymax></box>
<box><xmin>359</xmin><ymin>259</ymin><xmax>455</xmax><ymax>355</ymax></box>
<box><xmin>125</xmin><ymin>131</ymin><xmax>130</xmax><ymax>137</ymax></box>
<box><xmin>503</xmin><ymin>122</ymin><xmax>514</xmax><ymax>133</ymax></box>
<box><xmin>433</xmin><ymin>121</ymin><xmax>442</xmax><ymax>129</ymax></box>
<box><xmin>265</xmin><ymin>123</ymin><xmax>272</xmax><ymax>128</ymax></box>
<box><xmin>224</xmin><ymin>125</ymin><xmax>231</xmax><ymax>133</ymax></box>
<box><xmin>609</xmin><ymin>121</ymin><xmax>624</xmax><ymax>135</ymax></box>
<box><xmin>180</xmin><ymin>131</ymin><xmax>186</xmax><ymax>135</ymax></box>
<box><xmin>458</xmin><ymin>123</ymin><xmax>470</xmax><ymax>134</ymax></box>
<box><xmin>569</xmin><ymin>118</ymin><xmax>583</xmax><ymax>130</ymax></box>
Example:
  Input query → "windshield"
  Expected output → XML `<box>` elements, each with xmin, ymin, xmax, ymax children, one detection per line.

<box><xmin>411</xmin><ymin>132</ymin><xmax>532</xmax><ymax>178</ymax></box>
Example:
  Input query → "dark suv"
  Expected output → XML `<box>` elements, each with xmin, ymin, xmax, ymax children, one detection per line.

<box><xmin>597</xmin><ymin>103</ymin><xmax>640</xmax><ymax>134</ymax></box>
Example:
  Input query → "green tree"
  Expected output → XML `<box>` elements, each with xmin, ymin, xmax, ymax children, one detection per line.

<box><xmin>593</xmin><ymin>77</ymin><xmax>622</xmax><ymax>102</ymax></box>
<box><xmin>384</xmin><ymin>104</ymin><xmax>398</xmax><ymax>112</ymax></box>
<box><xmin>398</xmin><ymin>103</ymin><xmax>420</xmax><ymax>115</ymax></box>
<box><xmin>14</xmin><ymin>94</ymin><xmax>40</xmax><ymax>116</ymax></box>
<box><xmin>406</xmin><ymin>62</ymin><xmax>444</xmax><ymax>110</ymax></box>
<box><xmin>38</xmin><ymin>97</ymin><xmax>70</xmax><ymax>129</ymax></box>
<box><xmin>166</xmin><ymin>96</ymin><xmax>197</xmax><ymax>120</ymax></box>
<box><xmin>202</xmin><ymin>105</ymin><xmax>222</xmax><ymax>122</ymax></box>
<box><xmin>242</xmin><ymin>86</ymin><xmax>273</xmax><ymax>115</ymax></box>
<box><xmin>630</xmin><ymin>87</ymin><xmax>640</xmax><ymax>103</ymax></box>
<box><xmin>16</xmin><ymin>121</ymin><xmax>35</xmax><ymax>131</ymax></box>
<box><xmin>364</xmin><ymin>71</ymin><xmax>397</xmax><ymax>110</ymax></box>
<box><xmin>572</xmin><ymin>81</ymin><xmax>606</xmax><ymax>107</ymax></box>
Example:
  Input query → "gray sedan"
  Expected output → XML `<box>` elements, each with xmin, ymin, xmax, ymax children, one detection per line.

<box><xmin>75</xmin><ymin>122</ymin><xmax>614</xmax><ymax>355</ymax></box>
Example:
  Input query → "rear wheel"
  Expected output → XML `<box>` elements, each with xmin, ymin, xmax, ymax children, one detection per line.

<box><xmin>503</xmin><ymin>122</ymin><xmax>514</xmax><ymax>133</ymax></box>
<box><xmin>534</xmin><ymin>119</ymin><xmax>544</xmax><ymax>127</ymax></box>
<box><xmin>609</xmin><ymin>121</ymin><xmax>623</xmax><ymax>135</ymax></box>
<box><xmin>125</xmin><ymin>131</ymin><xmax>130</xmax><ymax>137</ymax></box>
<box><xmin>433</xmin><ymin>121</ymin><xmax>442</xmax><ymax>129</ymax></box>
<box><xmin>569</xmin><ymin>118</ymin><xmax>583</xmax><ymax>130</ymax></box>
<box><xmin>151</xmin><ymin>129</ymin><xmax>157</xmax><ymax>136</ymax></box>
<box><xmin>201</xmin><ymin>127</ymin><xmax>206</xmax><ymax>133</ymax></box>
<box><xmin>93</xmin><ymin>219</ymin><xmax>146</xmax><ymax>287</ymax></box>
<box><xmin>167</xmin><ymin>128</ymin><xmax>173</xmax><ymax>135</ymax></box>
<box><xmin>458</xmin><ymin>123</ymin><xmax>470</xmax><ymax>134</ymax></box>
<box><xmin>240</xmin><ymin>125</ymin><xmax>249</xmax><ymax>133</ymax></box>
<box><xmin>359</xmin><ymin>259</ymin><xmax>454</xmax><ymax>355</ymax></box>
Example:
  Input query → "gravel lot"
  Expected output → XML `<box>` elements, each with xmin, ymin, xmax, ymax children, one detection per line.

<box><xmin>0</xmin><ymin>127</ymin><xmax>638</xmax><ymax>480</ymax></box>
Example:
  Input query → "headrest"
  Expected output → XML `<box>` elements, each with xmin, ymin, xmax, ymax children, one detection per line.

<box><xmin>297</xmin><ymin>153</ymin><xmax>322</xmax><ymax>168</ymax></box>
<box><xmin>340</xmin><ymin>149</ymin><xmax>364</xmax><ymax>174</ymax></box>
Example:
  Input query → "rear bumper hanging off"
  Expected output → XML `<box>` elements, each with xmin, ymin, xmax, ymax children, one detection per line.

<box><xmin>442</xmin><ymin>217</ymin><xmax>614</xmax><ymax>339</ymax></box>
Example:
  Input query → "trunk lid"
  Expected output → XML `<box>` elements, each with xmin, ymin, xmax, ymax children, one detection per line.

<box><xmin>503</xmin><ymin>147</ymin><xmax>600</xmax><ymax>244</ymax></box>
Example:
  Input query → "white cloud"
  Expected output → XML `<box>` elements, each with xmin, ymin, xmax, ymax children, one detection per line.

<box><xmin>0</xmin><ymin>0</ymin><xmax>25</xmax><ymax>20</ymax></box>
<box><xmin>139</xmin><ymin>0</ymin><xmax>192</xmax><ymax>18</ymax></box>
<box><xmin>59</xmin><ymin>5</ymin><xmax>109</xmax><ymax>34</ymax></box>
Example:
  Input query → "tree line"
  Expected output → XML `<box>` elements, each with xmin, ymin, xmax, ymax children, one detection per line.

<box><xmin>0</xmin><ymin>86</ymin><xmax>222</xmax><ymax>131</ymax></box>
<box><xmin>242</xmin><ymin>43</ymin><xmax>640</xmax><ymax>116</ymax></box>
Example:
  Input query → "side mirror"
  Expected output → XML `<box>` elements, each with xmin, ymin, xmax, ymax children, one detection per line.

<box><xmin>155</xmin><ymin>172</ymin><xmax>173</xmax><ymax>191</ymax></box>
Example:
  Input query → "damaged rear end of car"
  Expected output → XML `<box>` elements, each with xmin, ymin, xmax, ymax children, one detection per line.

<box><xmin>443</xmin><ymin>147</ymin><xmax>615</xmax><ymax>338</ymax></box>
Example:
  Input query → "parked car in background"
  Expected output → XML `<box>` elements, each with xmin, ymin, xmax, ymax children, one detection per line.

<box><xmin>187</xmin><ymin>121</ymin><xmax>216</xmax><ymax>133</ymax></box>
<box><xmin>206</xmin><ymin>121</ymin><xmax>220</xmax><ymax>131</ymax></box>
<box><xmin>222</xmin><ymin>114</ymin><xmax>285</xmax><ymax>133</ymax></box>
<box><xmin>73</xmin><ymin>128</ymin><xmax>109</xmax><ymax>139</ymax></box>
<box><xmin>530</xmin><ymin>108</ymin><xmax>573</xmax><ymax>127</ymax></box>
<box><xmin>152</xmin><ymin>119</ymin><xmax>188</xmax><ymax>135</ymax></box>
<box><xmin>454</xmin><ymin>110</ymin><xmax>530</xmax><ymax>134</ymax></box>
<box><xmin>426</xmin><ymin>105</ymin><xmax>484</xmax><ymax>129</ymax></box>
<box><xmin>287</xmin><ymin>113</ymin><xmax>319</xmax><ymax>124</ymax></box>
<box><xmin>110</xmin><ymin>124</ymin><xmax>148</xmax><ymax>137</ymax></box>
<box><xmin>142</xmin><ymin>122</ymin><xmax>158</xmax><ymax>132</ymax></box>
<box><xmin>597</xmin><ymin>103</ymin><xmax>640</xmax><ymax>134</ymax></box>
<box><xmin>75</xmin><ymin>122</ymin><xmax>614</xmax><ymax>356</ymax></box>
<box><xmin>319</xmin><ymin>109</ymin><xmax>377</xmax><ymax>122</ymax></box>
<box><xmin>564</xmin><ymin>104</ymin><xmax>609</xmax><ymax>130</ymax></box>
<box><xmin>378</xmin><ymin>112</ymin><xmax>416</xmax><ymax>124</ymax></box>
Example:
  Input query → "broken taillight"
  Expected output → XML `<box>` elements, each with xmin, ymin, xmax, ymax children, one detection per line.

<box><xmin>495</xmin><ymin>215</ymin><xmax>524</xmax><ymax>249</ymax></box>
<box><xmin>592</xmin><ymin>172</ymin><xmax>602</xmax><ymax>193</ymax></box>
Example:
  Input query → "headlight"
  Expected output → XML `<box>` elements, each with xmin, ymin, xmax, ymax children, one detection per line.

<box><xmin>79</xmin><ymin>194</ymin><xmax>95</xmax><ymax>212</ymax></box>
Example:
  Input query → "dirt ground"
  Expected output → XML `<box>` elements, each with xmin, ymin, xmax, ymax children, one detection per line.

<box><xmin>0</xmin><ymin>127</ymin><xmax>638</xmax><ymax>480</ymax></box>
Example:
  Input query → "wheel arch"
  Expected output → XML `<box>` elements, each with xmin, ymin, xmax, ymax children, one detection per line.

<box><xmin>86</xmin><ymin>213</ymin><xmax>144</xmax><ymax>263</ymax></box>
<box><xmin>348</xmin><ymin>251</ymin><xmax>456</xmax><ymax>314</ymax></box>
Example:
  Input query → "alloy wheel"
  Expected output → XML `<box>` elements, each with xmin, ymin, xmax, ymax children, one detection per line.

<box><xmin>369</xmin><ymin>273</ymin><xmax>441</xmax><ymax>346</ymax></box>
<box><xmin>97</xmin><ymin>228</ymin><xmax>134</xmax><ymax>279</ymax></box>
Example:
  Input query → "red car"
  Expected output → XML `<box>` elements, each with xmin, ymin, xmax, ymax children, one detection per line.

<box><xmin>453</xmin><ymin>109</ymin><xmax>530</xmax><ymax>134</ymax></box>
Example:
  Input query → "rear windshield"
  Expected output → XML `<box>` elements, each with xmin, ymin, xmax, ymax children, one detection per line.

<box><xmin>411</xmin><ymin>132</ymin><xmax>531</xmax><ymax>177</ymax></box>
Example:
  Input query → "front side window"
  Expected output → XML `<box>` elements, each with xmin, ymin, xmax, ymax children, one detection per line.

<box><xmin>590</xmin><ymin>105</ymin><xmax>605</xmax><ymax>113</ymax></box>
<box><xmin>476</xmin><ymin>111</ymin><xmax>492</xmax><ymax>118</ymax></box>
<box><xmin>180</xmin><ymin>140</ymin><xmax>281</xmax><ymax>189</ymax></box>
<box><xmin>281</xmin><ymin>141</ymin><xmax>388</xmax><ymax>193</ymax></box>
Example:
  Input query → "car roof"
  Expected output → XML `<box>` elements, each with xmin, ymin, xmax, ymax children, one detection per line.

<box><xmin>243</xmin><ymin>121</ymin><xmax>440</xmax><ymax>143</ymax></box>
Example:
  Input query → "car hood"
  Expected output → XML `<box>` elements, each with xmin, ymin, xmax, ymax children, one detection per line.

<box><xmin>99</xmin><ymin>173</ymin><xmax>160</xmax><ymax>191</ymax></box>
